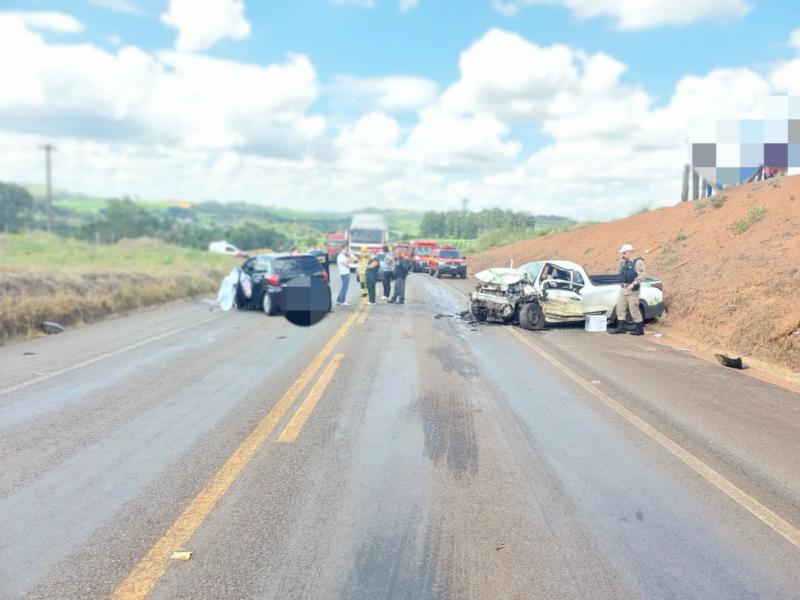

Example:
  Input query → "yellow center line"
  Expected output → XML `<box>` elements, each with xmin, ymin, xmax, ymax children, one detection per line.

<box><xmin>113</xmin><ymin>307</ymin><xmax>363</xmax><ymax>600</ymax></box>
<box><xmin>278</xmin><ymin>353</ymin><xmax>344</xmax><ymax>443</ymax></box>
<box><xmin>509</xmin><ymin>328</ymin><xmax>800</xmax><ymax>550</ymax></box>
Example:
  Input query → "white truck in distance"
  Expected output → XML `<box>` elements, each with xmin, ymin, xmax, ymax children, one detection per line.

<box><xmin>348</xmin><ymin>214</ymin><xmax>388</xmax><ymax>259</ymax></box>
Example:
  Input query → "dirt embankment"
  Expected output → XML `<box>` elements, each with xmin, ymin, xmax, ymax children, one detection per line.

<box><xmin>470</xmin><ymin>175</ymin><xmax>800</xmax><ymax>372</ymax></box>
<box><xmin>0</xmin><ymin>268</ymin><xmax>224</xmax><ymax>344</ymax></box>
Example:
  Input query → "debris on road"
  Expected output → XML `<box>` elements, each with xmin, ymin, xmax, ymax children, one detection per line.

<box><xmin>715</xmin><ymin>354</ymin><xmax>746</xmax><ymax>370</ymax></box>
<box><xmin>433</xmin><ymin>313</ymin><xmax>456</xmax><ymax>319</ymax></box>
<box><xmin>40</xmin><ymin>321</ymin><xmax>65</xmax><ymax>335</ymax></box>
<box><xmin>170</xmin><ymin>550</ymin><xmax>193</xmax><ymax>561</ymax></box>
<box><xmin>23</xmin><ymin>351</ymin><xmax>35</xmax><ymax>356</ymax></box>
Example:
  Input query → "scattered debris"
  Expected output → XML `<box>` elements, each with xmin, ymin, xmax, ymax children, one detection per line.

<box><xmin>653</xmin><ymin>333</ymin><xmax>663</xmax><ymax>338</ymax></box>
<box><xmin>23</xmin><ymin>351</ymin><xmax>35</xmax><ymax>356</ymax></box>
<box><xmin>170</xmin><ymin>550</ymin><xmax>193</xmax><ymax>561</ymax></box>
<box><xmin>433</xmin><ymin>313</ymin><xmax>456</xmax><ymax>319</ymax></box>
<box><xmin>591</xmin><ymin>380</ymin><xmax>601</xmax><ymax>385</ymax></box>
<box><xmin>40</xmin><ymin>321</ymin><xmax>65</xmax><ymax>335</ymax></box>
<box><xmin>715</xmin><ymin>354</ymin><xmax>746</xmax><ymax>370</ymax></box>
<box><xmin>276</xmin><ymin>335</ymin><xmax>287</xmax><ymax>339</ymax></box>
<box><xmin>495</xmin><ymin>542</ymin><xmax>505</xmax><ymax>551</ymax></box>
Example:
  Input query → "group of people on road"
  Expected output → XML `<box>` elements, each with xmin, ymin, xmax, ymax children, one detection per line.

<box><xmin>335</xmin><ymin>245</ymin><xmax>411</xmax><ymax>307</ymax></box>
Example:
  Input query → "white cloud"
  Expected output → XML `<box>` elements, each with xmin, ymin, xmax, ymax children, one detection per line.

<box><xmin>0</xmin><ymin>17</ymin><xmax>324</xmax><ymax>158</ymax></box>
<box><xmin>494</xmin><ymin>0</ymin><xmax>751</xmax><ymax>29</ymax></box>
<box><xmin>87</xmin><ymin>0</ymin><xmax>143</xmax><ymax>16</ymax></box>
<box><xmin>161</xmin><ymin>0</ymin><xmax>251</xmax><ymax>52</ymax></box>
<box><xmin>400</xmin><ymin>0</ymin><xmax>420</xmax><ymax>11</ymax></box>
<box><xmin>406</xmin><ymin>107</ymin><xmax>521</xmax><ymax>172</ymax></box>
<box><xmin>330</xmin><ymin>75</ymin><xmax>439</xmax><ymax>112</ymax></box>
<box><xmin>0</xmin><ymin>11</ymin><xmax>83</xmax><ymax>34</ymax></box>
<box><xmin>0</xmin><ymin>17</ymin><xmax>796</xmax><ymax>219</ymax></box>
<box><xmin>441</xmin><ymin>29</ymin><xmax>631</xmax><ymax>123</ymax></box>
<box><xmin>791</xmin><ymin>28</ymin><xmax>800</xmax><ymax>51</ymax></box>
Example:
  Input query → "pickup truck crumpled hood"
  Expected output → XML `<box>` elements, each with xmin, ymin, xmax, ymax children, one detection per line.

<box><xmin>474</xmin><ymin>268</ymin><xmax>526</xmax><ymax>287</ymax></box>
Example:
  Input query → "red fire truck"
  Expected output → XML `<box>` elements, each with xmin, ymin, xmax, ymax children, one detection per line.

<box><xmin>324</xmin><ymin>233</ymin><xmax>346</xmax><ymax>261</ymax></box>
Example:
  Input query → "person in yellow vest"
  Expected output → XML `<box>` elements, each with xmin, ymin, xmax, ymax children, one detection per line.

<box><xmin>357</xmin><ymin>245</ymin><xmax>369</xmax><ymax>297</ymax></box>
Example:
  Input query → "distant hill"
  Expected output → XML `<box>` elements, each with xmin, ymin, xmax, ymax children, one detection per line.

<box><xmin>20</xmin><ymin>183</ymin><xmax>574</xmax><ymax>239</ymax></box>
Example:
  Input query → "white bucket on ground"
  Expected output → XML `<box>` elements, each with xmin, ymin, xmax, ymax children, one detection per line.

<box><xmin>585</xmin><ymin>315</ymin><xmax>607</xmax><ymax>332</ymax></box>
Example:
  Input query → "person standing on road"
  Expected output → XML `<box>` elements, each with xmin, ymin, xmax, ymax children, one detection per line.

<box><xmin>389</xmin><ymin>252</ymin><xmax>410</xmax><ymax>305</ymax></box>
<box><xmin>365</xmin><ymin>253</ymin><xmax>381</xmax><ymax>305</ymax></box>
<box><xmin>357</xmin><ymin>245</ymin><xmax>369</xmax><ymax>298</ymax></box>
<box><xmin>380</xmin><ymin>246</ymin><xmax>395</xmax><ymax>299</ymax></box>
<box><xmin>336</xmin><ymin>249</ymin><xmax>352</xmax><ymax>306</ymax></box>
<box><xmin>608</xmin><ymin>243</ymin><xmax>646</xmax><ymax>336</ymax></box>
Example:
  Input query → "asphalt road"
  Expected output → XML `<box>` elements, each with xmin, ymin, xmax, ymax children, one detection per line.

<box><xmin>1</xmin><ymin>274</ymin><xmax>799</xmax><ymax>599</ymax></box>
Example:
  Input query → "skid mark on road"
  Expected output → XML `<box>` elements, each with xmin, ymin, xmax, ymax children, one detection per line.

<box><xmin>428</xmin><ymin>345</ymin><xmax>480</xmax><ymax>379</ymax></box>
<box><xmin>415</xmin><ymin>391</ymin><xmax>479</xmax><ymax>477</ymax></box>
<box><xmin>509</xmin><ymin>327</ymin><xmax>800</xmax><ymax>551</ymax></box>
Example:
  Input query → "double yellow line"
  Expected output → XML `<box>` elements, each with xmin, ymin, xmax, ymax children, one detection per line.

<box><xmin>114</xmin><ymin>303</ymin><xmax>363</xmax><ymax>599</ymax></box>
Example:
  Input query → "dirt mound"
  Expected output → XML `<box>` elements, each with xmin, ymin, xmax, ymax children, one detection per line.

<box><xmin>470</xmin><ymin>175</ymin><xmax>800</xmax><ymax>372</ymax></box>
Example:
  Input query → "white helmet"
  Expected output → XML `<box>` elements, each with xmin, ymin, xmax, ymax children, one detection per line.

<box><xmin>619</xmin><ymin>243</ymin><xmax>634</xmax><ymax>253</ymax></box>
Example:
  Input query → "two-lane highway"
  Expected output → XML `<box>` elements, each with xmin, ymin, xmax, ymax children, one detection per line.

<box><xmin>1</xmin><ymin>275</ymin><xmax>799</xmax><ymax>599</ymax></box>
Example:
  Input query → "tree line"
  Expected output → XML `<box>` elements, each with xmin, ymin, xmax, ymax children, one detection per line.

<box><xmin>0</xmin><ymin>182</ymin><xmax>294</xmax><ymax>251</ymax></box>
<box><xmin>419</xmin><ymin>209</ymin><xmax>537</xmax><ymax>239</ymax></box>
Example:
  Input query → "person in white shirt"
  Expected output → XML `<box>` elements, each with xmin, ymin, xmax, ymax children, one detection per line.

<box><xmin>336</xmin><ymin>250</ymin><xmax>352</xmax><ymax>306</ymax></box>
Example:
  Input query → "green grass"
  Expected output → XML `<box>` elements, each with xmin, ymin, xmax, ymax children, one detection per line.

<box><xmin>0</xmin><ymin>232</ymin><xmax>234</xmax><ymax>271</ymax></box>
<box><xmin>730</xmin><ymin>206</ymin><xmax>767</xmax><ymax>235</ymax></box>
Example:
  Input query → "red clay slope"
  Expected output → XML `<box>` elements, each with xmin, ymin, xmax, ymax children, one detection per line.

<box><xmin>470</xmin><ymin>175</ymin><xmax>800</xmax><ymax>372</ymax></box>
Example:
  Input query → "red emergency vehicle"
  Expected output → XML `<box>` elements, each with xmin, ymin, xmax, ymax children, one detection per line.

<box><xmin>410</xmin><ymin>240</ymin><xmax>438</xmax><ymax>272</ymax></box>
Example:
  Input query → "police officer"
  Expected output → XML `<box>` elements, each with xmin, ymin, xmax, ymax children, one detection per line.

<box><xmin>608</xmin><ymin>243</ymin><xmax>646</xmax><ymax>336</ymax></box>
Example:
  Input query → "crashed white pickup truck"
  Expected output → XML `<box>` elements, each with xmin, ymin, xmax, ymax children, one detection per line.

<box><xmin>468</xmin><ymin>259</ymin><xmax>665</xmax><ymax>330</ymax></box>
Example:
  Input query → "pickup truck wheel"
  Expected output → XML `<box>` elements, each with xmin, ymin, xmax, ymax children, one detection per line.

<box><xmin>436</xmin><ymin>270</ymin><xmax>442</xmax><ymax>279</ymax></box>
<box><xmin>460</xmin><ymin>269</ymin><xmax>467</xmax><ymax>279</ymax></box>
<box><xmin>262</xmin><ymin>292</ymin><xmax>277</xmax><ymax>316</ymax></box>
<box><xmin>519</xmin><ymin>301</ymin><xmax>546</xmax><ymax>331</ymax></box>
<box><xmin>469</xmin><ymin>300</ymin><xmax>488</xmax><ymax>322</ymax></box>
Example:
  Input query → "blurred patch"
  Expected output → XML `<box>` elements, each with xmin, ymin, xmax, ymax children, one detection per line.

<box><xmin>283</xmin><ymin>274</ymin><xmax>332</xmax><ymax>327</ymax></box>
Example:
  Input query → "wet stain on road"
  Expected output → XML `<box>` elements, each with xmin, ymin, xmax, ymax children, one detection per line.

<box><xmin>343</xmin><ymin>517</ymin><xmax>447</xmax><ymax>600</ymax></box>
<box><xmin>415</xmin><ymin>391</ymin><xmax>479</xmax><ymax>477</ymax></box>
<box><xmin>428</xmin><ymin>345</ymin><xmax>480</xmax><ymax>379</ymax></box>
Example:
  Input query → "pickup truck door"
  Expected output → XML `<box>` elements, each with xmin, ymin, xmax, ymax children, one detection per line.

<box><xmin>581</xmin><ymin>282</ymin><xmax>622</xmax><ymax>316</ymax></box>
<box><xmin>539</xmin><ymin>265</ymin><xmax>584</xmax><ymax>320</ymax></box>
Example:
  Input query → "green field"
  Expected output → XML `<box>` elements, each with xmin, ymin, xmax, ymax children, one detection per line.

<box><xmin>0</xmin><ymin>232</ymin><xmax>234</xmax><ymax>271</ymax></box>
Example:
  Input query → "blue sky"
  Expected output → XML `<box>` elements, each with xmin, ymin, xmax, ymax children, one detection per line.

<box><xmin>0</xmin><ymin>0</ymin><xmax>798</xmax><ymax>218</ymax></box>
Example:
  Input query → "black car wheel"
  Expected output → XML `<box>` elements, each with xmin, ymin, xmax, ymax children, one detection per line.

<box><xmin>519</xmin><ymin>301</ymin><xmax>546</xmax><ymax>330</ymax></box>
<box><xmin>262</xmin><ymin>292</ymin><xmax>278</xmax><ymax>316</ymax></box>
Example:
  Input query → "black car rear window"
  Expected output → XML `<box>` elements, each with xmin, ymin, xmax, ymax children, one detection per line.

<box><xmin>273</xmin><ymin>256</ymin><xmax>323</xmax><ymax>273</ymax></box>
<box><xmin>439</xmin><ymin>250</ymin><xmax>460</xmax><ymax>258</ymax></box>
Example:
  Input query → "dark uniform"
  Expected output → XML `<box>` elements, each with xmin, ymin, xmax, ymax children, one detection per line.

<box><xmin>609</xmin><ymin>254</ymin><xmax>645</xmax><ymax>335</ymax></box>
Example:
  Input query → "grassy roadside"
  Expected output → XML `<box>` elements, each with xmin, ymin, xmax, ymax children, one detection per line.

<box><xmin>0</xmin><ymin>233</ymin><xmax>234</xmax><ymax>344</ymax></box>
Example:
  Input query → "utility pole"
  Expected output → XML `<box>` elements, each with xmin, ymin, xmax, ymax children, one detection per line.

<box><xmin>40</xmin><ymin>144</ymin><xmax>55</xmax><ymax>233</ymax></box>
